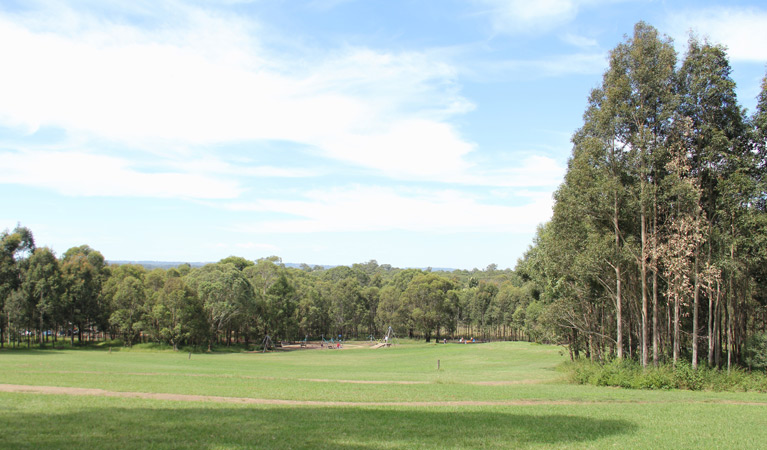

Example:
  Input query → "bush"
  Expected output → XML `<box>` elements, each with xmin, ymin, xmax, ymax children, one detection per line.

<box><xmin>564</xmin><ymin>358</ymin><xmax>767</xmax><ymax>392</ymax></box>
<box><xmin>673</xmin><ymin>360</ymin><xmax>704</xmax><ymax>390</ymax></box>
<box><xmin>743</xmin><ymin>333</ymin><xmax>767</xmax><ymax>372</ymax></box>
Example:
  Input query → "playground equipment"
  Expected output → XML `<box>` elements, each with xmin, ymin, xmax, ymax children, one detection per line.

<box><xmin>372</xmin><ymin>326</ymin><xmax>397</xmax><ymax>349</ymax></box>
<box><xmin>320</xmin><ymin>334</ymin><xmax>342</xmax><ymax>349</ymax></box>
<box><xmin>261</xmin><ymin>335</ymin><xmax>274</xmax><ymax>353</ymax></box>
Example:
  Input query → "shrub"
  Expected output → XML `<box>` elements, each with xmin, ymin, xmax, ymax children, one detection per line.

<box><xmin>743</xmin><ymin>333</ymin><xmax>767</xmax><ymax>372</ymax></box>
<box><xmin>563</xmin><ymin>358</ymin><xmax>767</xmax><ymax>392</ymax></box>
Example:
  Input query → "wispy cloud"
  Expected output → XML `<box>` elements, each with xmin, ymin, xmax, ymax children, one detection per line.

<box><xmin>0</xmin><ymin>3</ymin><xmax>477</xmax><ymax>187</ymax></box>
<box><xmin>473</xmin><ymin>0</ymin><xmax>580</xmax><ymax>35</ymax></box>
<box><xmin>225</xmin><ymin>185</ymin><xmax>553</xmax><ymax>234</ymax></box>
<box><xmin>0</xmin><ymin>150</ymin><xmax>241</xmax><ymax>199</ymax></box>
<box><xmin>468</xmin><ymin>52</ymin><xmax>607</xmax><ymax>81</ymax></box>
<box><xmin>665</xmin><ymin>7</ymin><xmax>767</xmax><ymax>62</ymax></box>
<box><xmin>561</xmin><ymin>33</ymin><xmax>599</xmax><ymax>48</ymax></box>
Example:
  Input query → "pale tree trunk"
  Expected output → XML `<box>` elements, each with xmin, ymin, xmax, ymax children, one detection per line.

<box><xmin>652</xmin><ymin>269</ymin><xmax>659</xmax><ymax>365</ymax></box>
<box><xmin>692</xmin><ymin>250</ymin><xmax>700</xmax><ymax>370</ymax></box>
<box><xmin>673</xmin><ymin>289</ymin><xmax>680</xmax><ymax>366</ymax></box>
<box><xmin>727</xmin><ymin>215</ymin><xmax>735</xmax><ymax>372</ymax></box>
<box><xmin>640</xmin><ymin>204</ymin><xmax>649</xmax><ymax>367</ymax></box>
<box><xmin>614</xmin><ymin>191</ymin><xmax>623</xmax><ymax>360</ymax></box>
<box><xmin>652</xmin><ymin>198</ymin><xmax>659</xmax><ymax>366</ymax></box>
<box><xmin>707</xmin><ymin>283</ymin><xmax>714</xmax><ymax>367</ymax></box>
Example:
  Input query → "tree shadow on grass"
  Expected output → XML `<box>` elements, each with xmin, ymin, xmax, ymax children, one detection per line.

<box><xmin>1</xmin><ymin>400</ymin><xmax>636</xmax><ymax>449</ymax></box>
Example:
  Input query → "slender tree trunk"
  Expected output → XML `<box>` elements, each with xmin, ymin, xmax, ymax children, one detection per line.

<box><xmin>614</xmin><ymin>191</ymin><xmax>623</xmax><ymax>360</ymax></box>
<box><xmin>666</xmin><ymin>299</ymin><xmax>671</xmax><ymax>361</ymax></box>
<box><xmin>641</xmin><ymin>205</ymin><xmax>649</xmax><ymax>367</ymax></box>
<box><xmin>39</xmin><ymin>311</ymin><xmax>44</xmax><ymax>346</ymax></box>
<box><xmin>715</xmin><ymin>290</ymin><xmax>722</xmax><ymax>367</ymax></box>
<box><xmin>727</xmin><ymin>293</ymin><xmax>733</xmax><ymax>372</ymax></box>
<box><xmin>652</xmin><ymin>199</ymin><xmax>659</xmax><ymax>366</ymax></box>
<box><xmin>673</xmin><ymin>290</ymin><xmax>680</xmax><ymax>366</ymax></box>
<box><xmin>707</xmin><ymin>283</ymin><xmax>714</xmax><ymax>367</ymax></box>
<box><xmin>692</xmin><ymin>250</ymin><xmax>700</xmax><ymax>370</ymax></box>
<box><xmin>727</xmin><ymin>215</ymin><xmax>735</xmax><ymax>372</ymax></box>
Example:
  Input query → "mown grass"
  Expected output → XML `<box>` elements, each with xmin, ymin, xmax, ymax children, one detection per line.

<box><xmin>1</xmin><ymin>341</ymin><xmax>767</xmax><ymax>449</ymax></box>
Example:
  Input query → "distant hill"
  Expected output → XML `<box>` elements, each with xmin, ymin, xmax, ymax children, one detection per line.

<box><xmin>108</xmin><ymin>260</ymin><xmax>457</xmax><ymax>272</ymax></box>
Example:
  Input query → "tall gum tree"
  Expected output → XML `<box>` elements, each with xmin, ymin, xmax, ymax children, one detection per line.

<box><xmin>586</xmin><ymin>22</ymin><xmax>677</xmax><ymax>362</ymax></box>
<box><xmin>677</xmin><ymin>37</ymin><xmax>746</xmax><ymax>369</ymax></box>
<box><xmin>0</xmin><ymin>226</ymin><xmax>35</xmax><ymax>347</ymax></box>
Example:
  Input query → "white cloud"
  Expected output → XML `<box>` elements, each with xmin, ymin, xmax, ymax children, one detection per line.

<box><xmin>0</xmin><ymin>4</ymin><xmax>476</xmax><ymax>184</ymax></box>
<box><xmin>666</xmin><ymin>7</ymin><xmax>767</xmax><ymax>62</ymax></box>
<box><xmin>562</xmin><ymin>33</ymin><xmax>598</xmax><ymax>48</ymax></box>
<box><xmin>470</xmin><ymin>52</ymin><xmax>607</xmax><ymax>80</ymax></box>
<box><xmin>226</xmin><ymin>185</ymin><xmax>553</xmax><ymax>233</ymax></box>
<box><xmin>461</xmin><ymin>155</ymin><xmax>566</xmax><ymax>187</ymax></box>
<box><xmin>474</xmin><ymin>0</ymin><xmax>580</xmax><ymax>34</ymax></box>
<box><xmin>0</xmin><ymin>150</ymin><xmax>241</xmax><ymax>199</ymax></box>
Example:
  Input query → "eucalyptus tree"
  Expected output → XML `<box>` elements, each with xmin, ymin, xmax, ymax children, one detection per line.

<box><xmin>329</xmin><ymin>276</ymin><xmax>362</xmax><ymax>337</ymax></box>
<box><xmin>401</xmin><ymin>273</ymin><xmax>457</xmax><ymax>342</ymax></box>
<box><xmin>153</xmin><ymin>276</ymin><xmax>206</xmax><ymax>350</ymax></box>
<box><xmin>186</xmin><ymin>262</ymin><xmax>256</xmax><ymax>349</ymax></box>
<box><xmin>659</xmin><ymin>117</ymin><xmax>709</xmax><ymax>365</ymax></box>
<box><xmin>602</xmin><ymin>22</ymin><xmax>677</xmax><ymax>364</ymax></box>
<box><xmin>104</xmin><ymin>264</ymin><xmax>147</xmax><ymax>345</ymax></box>
<box><xmin>677</xmin><ymin>37</ymin><xmax>746</xmax><ymax>368</ymax></box>
<box><xmin>755</xmin><ymin>75</ymin><xmax>767</xmax><ymax>152</ymax></box>
<box><xmin>0</xmin><ymin>225</ymin><xmax>35</xmax><ymax>346</ymax></box>
<box><xmin>265</xmin><ymin>272</ymin><xmax>297</xmax><ymax>340</ymax></box>
<box><xmin>244</xmin><ymin>257</ymin><xmax>282</xmax><ymax>299</ymax></box>
<box><xmin>61</xmin><ymin>245</ymin><xmax>106</xmax><ymax>344</ymax></box>
<box><xmin>23</xmin><ymin>247</ymin><xmax>62</xmax><ymax>345</ymax></box>
<box><xmin>109</xmin><ymin>276</ymin><xmax>146</xmax><ymax>346</ymax></box>
<box><xmin>375</xmin><ymin>284</ymin><xmax>411</xmax><ymax>338</ymax></box>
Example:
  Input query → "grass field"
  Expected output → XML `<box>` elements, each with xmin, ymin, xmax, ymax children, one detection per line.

<box><xmin>1</xmin><ymin>341</ymin><xmax>766</xmax><ymax>449</ymax></box>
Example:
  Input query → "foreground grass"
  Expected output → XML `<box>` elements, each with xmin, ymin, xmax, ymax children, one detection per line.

<box><xmin>1</xmin><ymin>341</ymin><xmax>767</xmax><ymax>449</ymax></box>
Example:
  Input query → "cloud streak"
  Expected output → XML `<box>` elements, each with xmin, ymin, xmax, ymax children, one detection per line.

<box><xmin>0</xmin><ymin>150</ymin><xmax>241</xmax><ymax>199</ymax></box>
<box><xmin>225</xmin><ymin>185</ymin><xmax>553</xmax><ymax>234</ymax></box>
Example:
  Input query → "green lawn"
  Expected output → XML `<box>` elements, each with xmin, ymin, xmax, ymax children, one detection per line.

<box><xmin>1</xmin><ymin>341</ymin><xmax>766</xmax><ymax>448</ymax></box>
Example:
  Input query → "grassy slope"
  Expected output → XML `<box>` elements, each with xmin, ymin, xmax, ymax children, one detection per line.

<box><xmin>1</xmin><ymin>342</ymin><xmax>766</xmax><ymax>449</ymax></box>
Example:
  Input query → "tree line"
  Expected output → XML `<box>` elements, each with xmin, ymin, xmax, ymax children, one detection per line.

<box><xmin>1</xmin><ymin>228</ymin><xmax>543</xmax><ymax>349</ymax></box>
<box><xmin>515</xmin><ymin>22</ymin><xmax>767</xmax><ymax>371</ymax></box>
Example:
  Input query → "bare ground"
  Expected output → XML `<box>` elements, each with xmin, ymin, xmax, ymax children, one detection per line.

<box><xmin>1</xmin><ymin>383</ymin><xmax>766</xmax><ymax>407</ymax></box>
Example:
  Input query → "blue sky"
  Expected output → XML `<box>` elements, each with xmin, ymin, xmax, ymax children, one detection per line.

<box><xmin>1</xmin><ymin>0</ymin><xmax>766</xmax><ymax>270</ymax></box>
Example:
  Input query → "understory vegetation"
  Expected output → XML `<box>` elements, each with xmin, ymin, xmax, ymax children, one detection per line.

<box><xmin>564</xmin><ymin>359</ymin><xmax>767</xmax><ymax>392</ymax></box>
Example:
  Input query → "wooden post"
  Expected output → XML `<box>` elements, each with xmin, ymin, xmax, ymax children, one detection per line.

<box><xmin>437</xmin><ymin>359</ymin><xmax>440</xmax><ymax>370</ymax></box>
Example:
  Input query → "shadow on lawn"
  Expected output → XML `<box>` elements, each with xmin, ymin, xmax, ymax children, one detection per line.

<box><xmin>1</xmin><ymin>403</ymin><xmax>635</xmax><ymax>449</ymax></box>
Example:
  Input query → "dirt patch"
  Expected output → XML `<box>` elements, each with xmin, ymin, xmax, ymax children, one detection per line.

<box><xmin>2</xmin><ymin>384</ymin><xmax>766</xmax><ymax>407</ymax></box>
<box><xmin>297</xmin><ymin>378</ymin><xmax>428</xmax><ymax>385</ymax></box>
<box><xmin>0</xmin><ymin>383</ymin><xmax>589</xmax><ymax>406</ymax></box>
<box><xmin>468</xmin><ymin>380</ymin><xmax>546</xmax><ymax>386</ymax></box>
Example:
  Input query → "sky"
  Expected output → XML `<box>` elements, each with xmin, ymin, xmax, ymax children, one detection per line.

<box><xmin>1</xmin><ymin>0</ymin><xmax>766</xmax><ymax>270</ymax></box>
